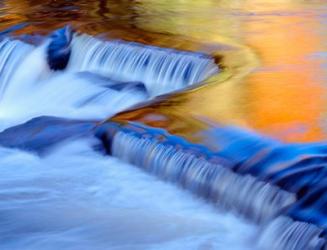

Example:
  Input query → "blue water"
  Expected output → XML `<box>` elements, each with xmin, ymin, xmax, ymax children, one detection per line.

<box><xmin>0</xmin><ymin>29</ymin><xmax>255</xmax><ymax>250</ymax></box>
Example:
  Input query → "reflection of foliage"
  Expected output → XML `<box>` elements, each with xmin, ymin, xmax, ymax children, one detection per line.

<box><xmin>136</xmin><ymin>0</ymin><xmax>243</xmax><ymax>44</ymax></box>
<box><xmin>4</xmin><ymin>0</ymin><xmax>319</xmax><ymax>143</ymax></box>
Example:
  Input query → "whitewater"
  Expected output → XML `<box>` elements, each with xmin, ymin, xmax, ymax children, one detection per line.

<box><xmin>0</xmin><ymin>27</ymin><xmax>257</xmax><ymax>250</ymax></box>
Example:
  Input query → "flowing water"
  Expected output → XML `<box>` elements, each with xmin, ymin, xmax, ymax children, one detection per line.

<box><xmin>0</xmin><ymin>8</ymin><xmax>251</xmax><ymax>250</ymax></box>
<box><xmin>1</xmin><ymin>1</ymin><xmax>327</xmax><ymax>250</ymax></box>
<box><xmin>0</xmin><ymin>140</ymin><xmax>255</xmax><ymax>250</ymax></box>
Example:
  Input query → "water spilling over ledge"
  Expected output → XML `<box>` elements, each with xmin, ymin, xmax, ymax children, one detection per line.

<box><xmin>96</xmin><ymin>122</ymin><xmax>287</xmax><ymax>221</ymax></box>
<box><xmin>0</xmin><ymin>28</ymin><xmax>220</xmax><ymax>131</ymax></box>
<box><xmin>0</xmin><ymin>20</ymin><xmax>327</xmax><ymax>249</ymax></box>
<box><xmin>68</xmin><ymin>34</ymin><xmax>219</xmax><ymax>96</ymax></box>
<box><xmin>96</xmin><ymin>120</ymin><xmax>327</xmax><ymax>249</ymax></box>
<box><xmin>0</xmin><ymin>39</ymin><xmax>33</xmax><ymax>100</ymax></box>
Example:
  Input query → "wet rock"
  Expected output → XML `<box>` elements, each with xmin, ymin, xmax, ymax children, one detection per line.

<box><xmin>109</xmin><ymin>81</ymin><xmax>147</xmax><ymax>93</ymax></box>
<box><xmin>47</xmin><ymin>25</ymin><xmax>73</xmax><ymax>70</ymax></box>
<box><xmin>96</xmin><ymin>119</ymin><xmax>327</xmax><ymax>242</ymax></box>
<box><xmin>0</xmin><ymin>116</ymin><xmax>97</xmax><ymax>154</ymax></box>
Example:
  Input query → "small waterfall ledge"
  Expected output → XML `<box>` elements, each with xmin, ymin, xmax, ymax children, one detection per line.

<box><xmin>1</xmin><ymin>26</ymin><xmax>324</xmax><ymax>249</ymax></box>
<box><xmin>0</xmin><ymin>26</ymin><xmax>220</xmax><ymax>130</ymax></box>
<box><xmin>96</xmin><ymin>121</ymin><xmax>327</xmax><ymax>250</ymax></box>
<box><xmin>68</xmin><ymin>34</ymin><xmax>219</xmax><ymax>96</ymax></box>
<box><xmin>0</xmin><ymin>27</ymin><xmax>219</xmax><ymax>103</ymax></box>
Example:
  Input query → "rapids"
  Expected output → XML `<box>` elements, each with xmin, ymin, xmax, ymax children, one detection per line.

<box><xmin>0</xmin><ymin>139</ymin><xmax>255</xmax><ymax>250</ymax></box>
<box><xmin>0</xmin><ymin>27</ymin><xmax>259</xmax><ymax>250</ymax></box>
<box><xmin>1</xmin><ymin>17</ymin><xmax>326</xmax><ymax>249</ymax></box>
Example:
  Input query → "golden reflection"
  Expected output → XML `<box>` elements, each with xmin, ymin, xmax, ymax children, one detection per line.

<box><xmin>2</xmin><ymin>0</ymin><xmax>327</xmax><ymax>143</ymax></box>
<box><xmin>243</xmin><ymin>11</ymin><xmax>327</xmax><ymax>142</ymax></box>
<box><xmin>124</xmin><ymin>0</ymin><xmax>327</xmax><ymax>143</ymax></box>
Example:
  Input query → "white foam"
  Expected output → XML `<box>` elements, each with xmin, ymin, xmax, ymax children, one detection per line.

<box><xmin>0</xmin><ymin>39</ymin><xmax>33</xmax><ymax>100</ymax></box>
<box><xmin>68</xmin><ymin>34</ymin><xmax>218</xmax><ymax>96</ymax></box>
<box><xmin>258</xmin><ymin>216</ymin><xmax>325</xmax><ymax>250</ymax></box>
<box><xmin>0</xmin><ymin>33</ymin><xmax>259</xmax><ymax>250</ymax></box>
<box><xmin>0</xmin><ymin>39</ymin><xmax>147</xmax><ymax>131</ymax></box>
<box><xmin>0</xmin><ymin>139</ymin><xmax>256</xmax><ymax>250</ymax></box>
<box><xmin>111</xmin><ymin>131</ymin><xmax>296</xmax><ymax>224</ymax></box>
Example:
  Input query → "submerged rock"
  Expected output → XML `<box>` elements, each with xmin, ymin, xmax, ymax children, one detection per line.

<box><xmin>96</xmin><ymin>120</ymin><xmax>327</xmax><ymax>248</ymax></box>
<box><xmin>47</xmin><ymin>25</ymin><xmax>73</xmax><ymax>70</ymax></box>
<box><xmin>0</xmin><ymin>116</ymin><xmax>97</xmax><ymax>154</ymax></box>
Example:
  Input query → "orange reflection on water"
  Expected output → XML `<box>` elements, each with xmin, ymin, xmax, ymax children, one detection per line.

<box><xmin>243</xmin><ymin>8</ymin><xmax>327</xmax><ymax>142</ymax></box>
<box><xmin>2</xmin><ymin>0</ymin><xmax>327</xmax><ymax>143</ymax></box>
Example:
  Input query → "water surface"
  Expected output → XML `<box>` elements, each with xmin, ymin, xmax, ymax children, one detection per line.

<box><xmin>1</xmin><ymin>1</ymin><xmax>327</xmax><ymax>249</ymax></box>
<box><xmin>3</xmin><ymin>0</ymin><xmax>325</xmax><ymax>142</ymax></box>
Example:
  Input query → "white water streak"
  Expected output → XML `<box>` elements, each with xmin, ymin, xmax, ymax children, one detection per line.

<box><xmin>111</xmin><ymin>131</ymin><xmax>296</xmax><ymax>223</ymax></box>
<box><xmin>258</xmin><ymin>216</ymin><xmax>325</xmax><ymax>250</ymax></box>
<box><xmin>0</xmin><ymin>39</ymin><xmax>33</xmax><ymax>99</ymax></box>
<box><xmin>0</xmin><ymin>39</ymin><xmax>146</xmax><ymax>130</ymax></box>
<box><xmin>0</xmin><ymin>32</ymin><xmax>260</xmax><ymax>250</ymax></box>
<box><xmin>68</xmin><ymin>34</ymin><xmax>218</xmax><ymax>96</ymax></box>
<box><xmin>0</xmin><ymin>139</ymin><xmax>256</xmax><ymax>250</ymax></box>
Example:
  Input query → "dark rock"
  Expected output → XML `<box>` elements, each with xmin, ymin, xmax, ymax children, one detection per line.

<box><xmin>47</xmin><ymin>25</ymin><xmax>73</xmax><ymax>70</ymax></box>
<box><xmin>0</xmin><ymin>116</ymin><xmax>97</xmax><ymax>154</ymax></box>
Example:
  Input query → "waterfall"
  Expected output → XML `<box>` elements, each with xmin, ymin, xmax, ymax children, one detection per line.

<box><xmin>0</xmin><ymin>35</ymin><xmax>148</xmax><ymax>129</ymax></box>
<box><xmin>258</xmin><ymin>216</ymin><xmax>325</xmax><ymax>250</ymax></box>
<box><xmin>68</xmin><ymin>34</ymin><xmax>219</xmax><ymax>96</ymax></box>
<box><xmin>0</xmin><ymin>39</ymin><xmax>33</xmax><ymax>99</ymax></box>
<box><xmin>96</xmin><ymin>122</ymin><xmax>296</xmax><ymax>223</ymax></box>
<box><xmin>0</xmin><ymin>27</ymin><xmax>219</xmax><ymax>128</ymax></box>
<box><xmin>3</xmin><ymin>26</ymin><xmax>326</xmax><ymax>249</ymax></box>
<box><xmin>96</xmin><ymin>121</ymin><xmax>327</xmax><ymax>249</ymax></box>
<box><xmin>111</xmin><ymin>130</ymin><xmax>295</xmax><ymax>223</ymax></box>
<box><xmin>0</xmin><ymin>28</ymin><xmax>258</xmax><ymax>250</ymax></box>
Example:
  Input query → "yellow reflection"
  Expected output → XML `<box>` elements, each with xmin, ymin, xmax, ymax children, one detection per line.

<box><xmin>242</xmin><ymin>5</ymin><xmax>327</xmax><ymax>142</ymax></box>
<box><xmin>128</xmin><ymin>0</ymin><xmax>327</xmax><ymax>143</ymax></box>
<box><xmin>2</xmin><ymin>0</ymin><xmax>327</xmax><ymax>143</ymax></box>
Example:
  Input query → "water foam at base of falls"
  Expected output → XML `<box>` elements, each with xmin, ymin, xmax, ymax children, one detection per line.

<box><xmin>68</xmin><ymin>34</ymin><xmax>219</xmax><ymax>96</ymax></box>
<box><xmin>0</xmin><ymin>139</ymin><xmax>256</xmax><ymax>250</ymax></box>
<box><xmin>4</xmin><ymin>26</ymin><xmax>323</xmax><ymax>250</ymax></box>
<box><xmin>0</xmin><ymin>38</ymin><xmax>147</xmax><ymax>131</ymax></box>
<box><xmin>111</xmin><ymin>130</ymin><xmax>296</xmax><ymax>224</ymax></box>
<box><xmin>0</xmin><ymin>29</ymin><xmax>260</xmax><ymax>249</ymax></box>
<box><xmin>97</xmin><ymin>121</ymin><xmax>327</xmax><ymax>249</ymax></box>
